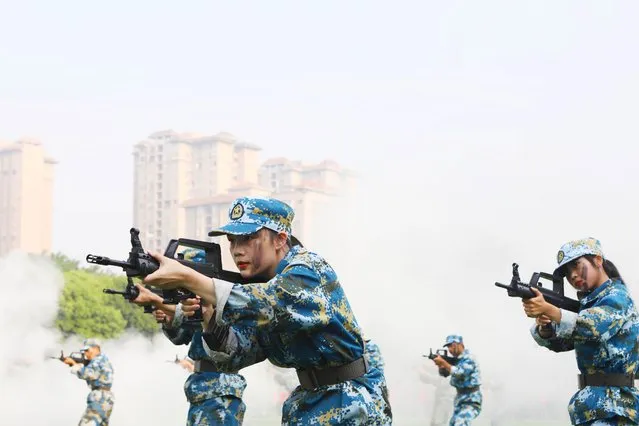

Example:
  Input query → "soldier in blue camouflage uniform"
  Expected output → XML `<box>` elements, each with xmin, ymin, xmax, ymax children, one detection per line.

<box><xmin>144</xmin><ymin>196</ymin><xmax>392</xmax><ymax>425</ymax></box>
<box><xmin>131</xmin><ymin>247</ymin><xmax>256</xmax><ymax>426</ymax></box>
<box><xmin>431</xmin><ymin>335</ymin><xmax>482</xmax><ymax>426</ymax></box>
<box><xmin>64</xmin><ymin>338</ymin><xmax>114</xmax><ymax>426</ymax></box>
<box><xmin>163</xmin><ymin>305</ymin><xmax>254</xmax><ymax>425</ymax></box>
<box><xmin>525</xmin><ymin>238</ymin><xmax>639</xmax><ymax>425</ymax></box>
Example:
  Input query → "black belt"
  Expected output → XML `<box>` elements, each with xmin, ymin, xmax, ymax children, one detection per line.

<box><xmin>193</xmin><ymin>359</ymin><xmax>236</xmax><ymax>373</ymax></box>
<box><xmin>578</xmin><ymin>373</ymin><xmax>635</xmax><ymax>389</ymax></box>
<box><xmin>297</xmin><ymin>357</ymin><xmax>369</xmax><ymax>390</ymax></box>
<box><xmin>456</xmin><ymin>386</ymin><xmax>480</xmax><ymax>394</ymax></box>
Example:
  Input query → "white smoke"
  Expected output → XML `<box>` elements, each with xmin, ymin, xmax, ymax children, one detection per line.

<box><xmin>305</xmin><ymin>148</ymin><xmax>636</xmax><ymax>425</ymax></box>
<box><xmin>3</xmin><ymin>132</ymin><xmax>638</xmax><ymax>425</ymax></box>
<box><xmin>0</xmin><ymin>251</ymin><xmax>293</xmax><ymax>425</ymax></box>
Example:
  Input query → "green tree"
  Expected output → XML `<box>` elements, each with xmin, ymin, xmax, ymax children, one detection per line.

<box><xmin>53</xmin><ymin>253</ymin><xmax>162</xmax><ymax>338</ymax></box>
<box><xmin>102</xmin><ymin>276</ymin><xmax>161</xmax><ymax>336</ymax></box>
<box><xmin>56</xmin><ymin>270</ymin><xmax>127</xmax><ymax>338</ymax></box>
<box><xmin>51</xmin><ymin>252</ymin><xmax>81</xmax><ymax>272</ymax></box>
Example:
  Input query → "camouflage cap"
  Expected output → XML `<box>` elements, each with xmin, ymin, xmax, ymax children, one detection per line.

<box><xmin>80</xmin><ymin>338</ymin><xmax>101</xmax><ymax>351</ymax></box>
<box><xmin>179</xmin><ymin>247</ymin><xmax>206</xmax><ymax>264</ymax></box>
<box><xmin>208</xmin><ymin>197</ymin><xmax>295</xmax><ymax>238</ymax></box>
<box><xmin>443</xmin><ymin>335</ymin><xmax>463</xmax><ymax>347</ymax></box>
<box><xmin>554</xmin><ymin>237</ymin><xmax>604</xmax><ymax>277</ymax></box>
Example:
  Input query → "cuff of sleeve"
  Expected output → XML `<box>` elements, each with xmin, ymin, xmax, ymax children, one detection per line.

<box><xmin>167</xmin><ymin>304</ymin><xmax>184</xmax><ymax>329</ymax></box>
<box><xmin>555</xmin><ymin>309</ymin><xmax>577</xmax><ymax>339</ymax></box>
<box><xmin>70</xmin><ymin>364</ymin><xmax>83</xmax><ymax>375</ymax></box>
<box><xmin>201</xmin><ymin>335</ymin><xmax>233</xmax><ymax>364</ymax></box>
<box><xmin>530</xmin><ymin>324</ymin><xmax>553</xmax><ymax>347</ymax></box>
<box><xmin>214</xmin><ymin>281</ymin><xmax>234</xmax><ymax>325</ymax></box>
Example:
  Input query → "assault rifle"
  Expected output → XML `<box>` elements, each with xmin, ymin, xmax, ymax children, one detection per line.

<box><xmin>48</xmin><ymin>350</ymin><xmax>90</xmax><ymax>366</ymax></box>
<box><xmin>87</xmin><ymin>228</ymin><xmax>256</xmax><ymax>324</ymax></box>
<box><xmin>494</xmin><ymin>263</ymin><xmax>580</xmax><ymax>313</ymax></box>
<box><xmin>423</xmin><ymin>348</ymin><xmax>459</xmax><ymax>378</ymax></box>
<box><xmin>103</xmin><ymin>282</ymin><xmax>166</xmax><ymax>320</ymax></box>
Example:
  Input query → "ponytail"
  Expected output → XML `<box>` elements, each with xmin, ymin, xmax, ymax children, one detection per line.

<box><xmin>584</xmin><ymin>255</ymin><xmax>624</xmax><ymax>285</ymax></box>
<box><xmin>603</xmin><ymin>259</ymin><xmax>624</xmax><ymax>284</ymax></box>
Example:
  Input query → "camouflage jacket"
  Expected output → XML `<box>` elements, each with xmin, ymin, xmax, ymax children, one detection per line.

<box><xmin>71</xmin><ymin>353</ymin><xmax>113</xmax><ymax>390</ymax></box>
<box><xmin>531</xmin><ymin>278</ymin><xmax>639</xmax><ymax>424</ymax></box>
<box><xmin>213</xmin><ymin>245</ymin><xmax>366</xmax><ymax>369</ymax></box>
<box><xmin>209</xmin><ymin>245</ymin><xmax>391</xmax><ymax>424</ymax></box>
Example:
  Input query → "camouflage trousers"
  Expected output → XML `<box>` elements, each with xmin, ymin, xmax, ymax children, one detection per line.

<box><xmin>281</xmin><ymin>371</ymin><xmax>392</xmax><ymax>425</ymax></box>
<box><xmin>78</xmin><ymin>389</ymin><xmax>114</xmax><ymax>426</ymax></box>
<box><xmin>583</xmin><ymin>417</ymin><xmax>638</xmax><ymax>425</ymax></box>
<box><xmin>448</xmin><ymin>402</ymin><xmax>480</xmax><ymax>426</ymax></box>
<box><xmin>187</xmin><ymin>396</ymin><xmax>246</xmax><ymax>426</ymax></box>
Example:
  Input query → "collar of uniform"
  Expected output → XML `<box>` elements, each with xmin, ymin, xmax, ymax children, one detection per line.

<box><xmin>275</xmin><ymin>245</ymin><xmax>303</xmax><ymax>275</ymax></box>
<box><xmin>457</xmin><ymin>349</ymin><xmax>470</xmax><ymax>360</ymax></box>
<box><xmin>579</xmin><ymin>278</ymin><xmax>615</xmax><ymax>306</ymax></box>
<box><xmin>88</xmin><ymin>353</ymin><xmax>103</xmax><ymax>364</ymax></box>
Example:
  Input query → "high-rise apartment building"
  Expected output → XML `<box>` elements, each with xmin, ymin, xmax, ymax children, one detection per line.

<box><xmin>133</xmin><ymin>130</ymin><xmax>357</xmax><ymax>269</ymax></box>
<box><xmin>0</xmin><ymin>138</ymin><xmax>56</xmax><ymax>257</ymax></box>
<box><xmin>133</xmin><ymin>130</ymin><xmax>261</xmax><ymax>252</ymax></box>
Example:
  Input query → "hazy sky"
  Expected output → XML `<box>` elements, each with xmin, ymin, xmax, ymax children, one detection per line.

<box><xmin>2</xmin><ymin>2</ymin><xmax>639</xmax><ymax>423</ymax></box>
<box><xmin>1</xmin><ymin>0</ymin><xmax>638</xmax><ymax>261</ymax></box>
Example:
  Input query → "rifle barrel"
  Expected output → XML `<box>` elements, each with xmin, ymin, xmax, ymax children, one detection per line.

<box><xmin>103</xmin><ymin>289</ymin><xmax>127</xmax><ymax>295</ymax></box>
<box><xmin>86</xmin><ymin>254</ymin><xmax>132</xmax><ymax>270</ymax></box>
